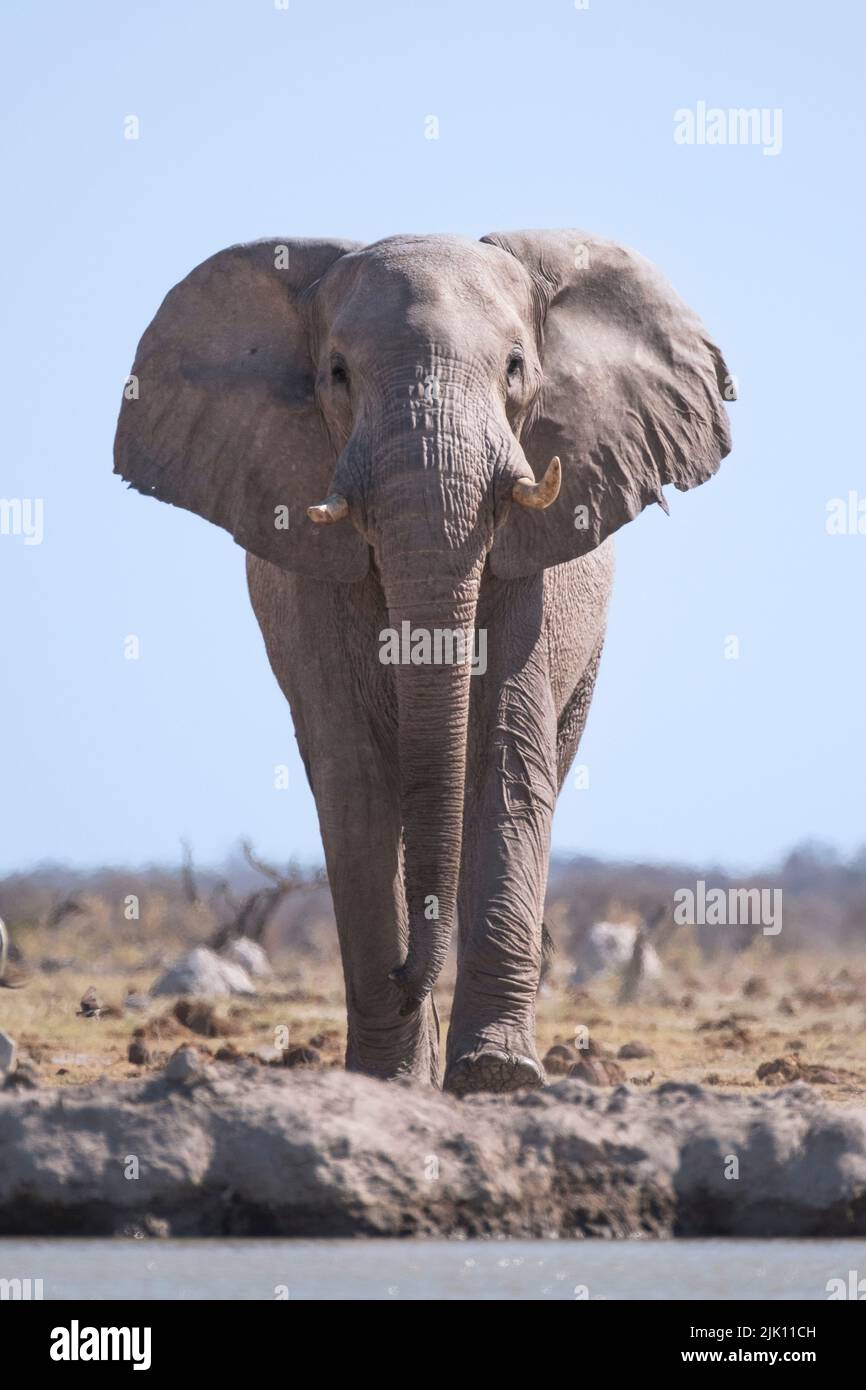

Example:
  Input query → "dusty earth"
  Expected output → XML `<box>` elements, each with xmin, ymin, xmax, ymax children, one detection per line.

<box><xmin>2</xmin><ymin>946</ymin><xmax>864</xmax><ymax>1101</ymax></box>
<box><xmin>2</xmin><ymin>919</ymin><xmax>865</xmax><ymax>1238</ymax></box>
<box><xmin>1</xmin><ymin>1063</ymin><xmax>865</xmax><ymax>1238</ymax></box>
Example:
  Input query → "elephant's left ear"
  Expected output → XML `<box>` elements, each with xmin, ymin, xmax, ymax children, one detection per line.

<box><xmin>481</xmin><ymin>229</ymin><xmax>734</xmax><ymax>579</ymax></box>
<box><xmin>114</xmin><ymin>237</ymin><xmax>370</xmax><ymax>582</ymax></box>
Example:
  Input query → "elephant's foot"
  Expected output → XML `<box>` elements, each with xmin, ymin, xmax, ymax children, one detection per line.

<box><xmin>443</xmin><ymin>1046</ymin><xmax>545</xmax><ymax>1097</ymax></box>
<box><xmin>346</xmin><ymin>997</ymin><xmax>440</xmax><ymax>1086</ymax></box>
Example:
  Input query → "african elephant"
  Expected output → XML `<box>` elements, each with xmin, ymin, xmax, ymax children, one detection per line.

<box><xmin>114</xmin><ymin>230</ymin><xmax>732</xmax><ymax>1094</ymax></box>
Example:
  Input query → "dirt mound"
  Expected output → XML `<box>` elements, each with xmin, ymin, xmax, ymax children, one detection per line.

<box><xmin>1</xmin><ymin>1068</ymin><xmax>865</xmax><ymax>1238</ymax></box>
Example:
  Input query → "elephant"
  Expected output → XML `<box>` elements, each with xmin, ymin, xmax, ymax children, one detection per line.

<box><xmin>114</xmin><ymin>230</ymin><xmax>733</xmax><ymax>1094</ymax></box>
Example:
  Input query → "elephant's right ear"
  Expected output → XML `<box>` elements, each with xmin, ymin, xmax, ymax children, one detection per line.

<box><xmin>481</xmin><ymin>230</ymin><xmax>734</xmax><ymax>579</ymax></box>
<box><xmin>114</xmin><ymin>238</ymin><xmax>369</xmax><ymax>582</ymax></box>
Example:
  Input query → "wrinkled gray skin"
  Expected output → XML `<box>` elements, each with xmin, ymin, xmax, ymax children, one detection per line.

<box><xmin>247</xmin><ymin>536</ymin><xmax>612</xmax><ymax>1092</ymax></box>
<box><xmin>115</xmin><ymin>231</ymin><xmax>732</xmax><ymax>1094</ymax></box>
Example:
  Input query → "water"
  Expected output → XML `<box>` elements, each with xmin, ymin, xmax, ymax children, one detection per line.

<box><xmin>2</xmin><ymin>1239</ymin><xmax>864</xmax><ymax>1300</ymax></box>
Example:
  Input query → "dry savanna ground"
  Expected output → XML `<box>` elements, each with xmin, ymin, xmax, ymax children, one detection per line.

<box><xmin>2</xmin><ymin>902</ymin><xmax>865</xmax><ymax>1102</ymax></box>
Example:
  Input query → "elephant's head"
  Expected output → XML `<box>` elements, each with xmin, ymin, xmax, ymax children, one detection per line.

<box><xmin>114</xmin><ymin>230</ymin><xmax>733</xmax><ymax>1015</ymax></box>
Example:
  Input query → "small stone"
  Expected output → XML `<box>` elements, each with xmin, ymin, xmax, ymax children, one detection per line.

<box><xmin>801</xmin><ymin>1065</ymin><xmax>842</xmax><ymax>1085</ymax></box>
<box><xmin>172</xmin><ymin>999</ymin><xmax>234</xmax><ymax>1038</ymax></box>
<box><xmin>617</xmin><ymin>1040</ymin><xmax>655</xmax><ymax>1060</ymax></box>
<box><xmin>543</xmin><ymin>1044</ymin><xmax>577</xmax><ymax>1075</ymax></box>
<box><xmin>569</xmin><ymin>1057</ymin><xmax>626</xmax><ymax>1086</ymax></box>
<box><xmin>3</xmin><ymin>1061</ymin><xmax>39</xmax><ymax>1090</ymax></box>
<box><xmin>165</xmin><ymin>1046</ymin><xmax>207</xmax><ymax>1083</ymax></box>
<box><xmin>221</xmin><ymin>939</ymin><xmax>273</xmax><ymax>979</ymax></box>
<box><xmin>284</xmin><ymin>1046</ymin><xmax>321</xmax><ymax>1069</ymax></box>
<box><xmin>743</xmin><ymin>976</ymin><xmax>769</xmax><ymax>999</ymax></box>
<box><xmin>128</xmin><ymin>1035</ymin><xmax>152</xmax><ymax>1066</ymax></box>
<box><xmin>151</xmin><ymin>947</ymin><xmax>256</xmax><ymax>999</ymax></box>
<box><xmin>0</xmin><ymin>1031</ymin><xmax>17</xmax><ymax>1075</ymax></box>
<box><xmin>756</xmin><ymin>1055</ymin><xmax>801</xmax><ymax>1084</ymax></box>
<box><xmin>124</xmin><ymin>988</ymin><xmax>151</xmax><ymax>1012</ymax></box>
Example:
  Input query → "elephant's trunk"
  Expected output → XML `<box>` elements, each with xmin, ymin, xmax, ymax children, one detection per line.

<box><xmin>385</xmin><ymin>577</ymin><xmax>479</xmax><ymax>1014</ymax></box>
<box><xmin>366</xmin><ymin>378</ymin><xmax>492</xmax><ymax>1014</ymax></box>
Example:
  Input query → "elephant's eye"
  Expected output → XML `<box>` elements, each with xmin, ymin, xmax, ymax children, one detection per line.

<box><xmin>331</xmin><ymin>360</ymin><xmax>349</xmax><ymax>386</ymax></box>
<box><xmin>506</xmin><ymin>354</ymin><xmax>523</xmax><ymax>381</ymax></box>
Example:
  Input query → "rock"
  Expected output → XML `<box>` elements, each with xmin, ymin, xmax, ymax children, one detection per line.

<box><xmin>543</xmin><ymin>1044</ymin><xmax>577</xmax><ymax>1075</ymax></box>
<box><xmin>151</xmin><ymin>948</ymin><xmax>256</xmax><ymax>999</ymax></box>
<box><xmin>3</xmin><ymin>1061</ymin><xmax>39</xmax><ymax>1091</ymax></box>
<box><xmin>618</xmin><ymin>1040</ymin><xmax>655</xmax><ymax>1060</ymax></box>
<box><xmin>171</xmin><ymin>999</ymin><xmax>234</xmax><ymax>1038</ymax></box>
<box><xmin>1</xmin><ymin>1070</ymin><xmax>864</xmax><ymax>1238</ymax></box>
<box><xmin>284</xmin><ymin>1046</ymin><xmax>320</xmax><ymax>1069</ymax></box>
<box><xmin>572</xmin><ymin>922</ymin><xmax>663</xmax><ymax>986</ymax></box>
<box><xmin>569</xmin><ymin>1057</ymin><xmax>626</xmax><ymax>1086</ymax></box>
<box><xmin>0</xmin><ymin>1034</ymin><xmax>17</xmax><ymax>1075</ymax></box>
<box><xmin>128</xmin><ymin>1035</ymin><xmax>152</xmax><ymax>1066</ymax></box>
<box><xmin>221</xmin><ymin>939</ymin><xmax>273</xmax><ymax>979</ymax></box>
<box><xmin>757</xmin><ymin>1055</ymin><xmax>847</xmax><ymax>1088</ymax></box>
<box><xmin>757</xmin><ymin>1055</ymin><xmax>801</xmax><ymax>1084</ymax></box>
<box><xmin>164</xmin><ymin>1046</ymin><xmax>208</xmax><ymax>1084</ymax></box>
<box><xmin>698</xmin><ymin>1013</ymin><xmax>754</xmax><ymax>1032</ymax></box>
<box><xmin>123</xmin><ymin>989</ymin><xmax>151</xmax><ymax>1012</ymax></box>
<box><xmin>802</xmin><ymin>1067</ymin><xmax>842</xmax><ymax>1086</ymax></box>
<box><xmin>743</xmin><ymin>976</ymin><xmax>769</xmax><ymax>999</ymax></box>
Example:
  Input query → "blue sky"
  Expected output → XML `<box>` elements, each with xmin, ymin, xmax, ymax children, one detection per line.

<box><xmin>1</xmin><ymin>0</ymin><xmax>863</xmax><ymax>873</ymax></box>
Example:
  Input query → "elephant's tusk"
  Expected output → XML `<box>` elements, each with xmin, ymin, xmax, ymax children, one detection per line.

<box><xmin>511</xmin><ymin>456</ymin><xmax>561</xmax><ymax>510</ymax></box>
<box><xmin>307</xmin><ymin>493</ymin><xmax>349</xmax><ymax>524</ymax></box>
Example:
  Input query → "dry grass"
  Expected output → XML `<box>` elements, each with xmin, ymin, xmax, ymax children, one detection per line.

<box><xmin>535</xmin><ymin>954</ymin><xmax>866</xmax><ymax>1102</ymax></box>
<box><xmin>2</xmin><ymin>908</ymin><xmax>864</xmax><ymax>1100</ymax></box>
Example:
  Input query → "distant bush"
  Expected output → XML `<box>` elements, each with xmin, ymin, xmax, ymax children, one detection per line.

<box><xmin>1</xmin><ymin>838</ymin><xmax>863</xmax><ymax>964</ymax></box>
<box><xmin>548</xmin><ymin>839</ymin><xmax>866</xmax><ymax>956</ymax></box>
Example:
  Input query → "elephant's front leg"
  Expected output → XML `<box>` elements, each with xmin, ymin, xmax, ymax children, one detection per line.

<box><xmin>444</xmin><ymin>583</ymin><xmax>557</xmax><ymax>1095</ymax></box>
<box><xmin>315</xmin><ymin>743</ymin><xmax>439</xmax><ymax>1085</ymax></box>
<box><xmin>247</xmin><ymin>561</ymin><xmax>439</xmax><ymax>1085</ymax></box>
